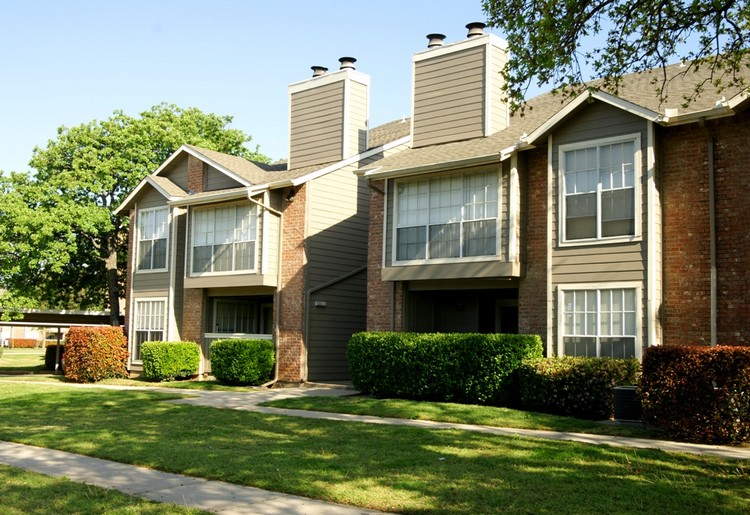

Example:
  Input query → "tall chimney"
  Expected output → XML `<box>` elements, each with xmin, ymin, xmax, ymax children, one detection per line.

<box><xmin>288</xmin><ymin>59</ymin><xmax>370</xmax><ymax>169</ymax></box>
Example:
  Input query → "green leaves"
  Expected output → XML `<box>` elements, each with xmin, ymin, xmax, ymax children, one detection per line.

<box><xmin>483</xmin><ymin>0</ymin><xmax>750</xmax><ymax>112</ymax></box>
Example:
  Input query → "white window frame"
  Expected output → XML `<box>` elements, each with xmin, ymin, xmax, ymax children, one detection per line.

<box><xmin>136</xmin><ymin>207</ymin><xmax>169</xmax><ymax>273</ymax></box>
<box><xmin>392</xmin><ymin>170</ymin><xmax>501</xmax><ymax>265</ymax></box>
<box><xmin>189</xmin><ymin>203</ymin><xmax>258</xmax><ymax>276</ymax></box>
<box><xmin>557</xmin><ymin>282</ymin><xmax>642</xmax><ymax>360</ymax></box>
<box><xmin>131</xmin><ymin>297</ymin><xmax>167</xmax><ymax>363</ymax></box>
<box><xmin>559</xmin><ymin>134</ymin><xmax>642</xmax><ymax>246</ymax></box>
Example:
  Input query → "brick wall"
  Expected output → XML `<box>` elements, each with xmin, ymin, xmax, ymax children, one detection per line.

<box><xmin>181</xmin><ymin>289</ymin><xmax>205</xmax><ymax>345</ymax></box>
<box><xmin>276</xmin><ymin>184</ymin><xmax>308</xmax><ymax>381</ymax></box>
<box><xmin>662</xmin><ymin>112</ymin><xmax>750</xmax><ymax>346</ymax></box>
<box><xmin>518</xmin><ymin>147</ymin><xmax>549</xmax><ymax>350</ymax></box>
<box><xmin>187</xmin><ymin>155</ymin><xmax>205</xmax><ymax>193</ymax></box>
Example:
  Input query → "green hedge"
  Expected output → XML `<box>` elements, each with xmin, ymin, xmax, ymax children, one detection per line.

<box><xmin>210</xmin><ymin>339</ymin><xmax>275</xmax><ymax>386</ymax></box>
<box><xmin>518</xmin><ymin>357</ymin><xmax>640</xmax><ymax>420</ymax></box>
<box><xmin>141</xmin><ymin>341</ymin><xmax>200</xmax><ymax>382</ymax></box>
<box><xmin>347</xmin><ymin>332</ymin><xmax>543</xmax><ymax>406</ymax></box>
<box><xmin>640</xmin><ymin>345</ymin><xmax>750</xmax><ymax>444</ymax></box>
<box><xmin>44</xmin><ymin>344</ymin><xmax>64</xmax><ymax>372</ymax></box>
<box><xmin>63</xmin><ymin>326</ymin><xmax>128</xmax><ymax>383</ymax></box>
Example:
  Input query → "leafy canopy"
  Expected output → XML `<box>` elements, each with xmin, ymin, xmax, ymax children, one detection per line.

<box><xmin>483</xmin><ymin>0</ymin><xmax>750</xmax><ymax>111</ymax></box>
<box><xmin>0</xmin><ymin>103</ymin><xmax>269</xmax><ymax>318</ymax></box>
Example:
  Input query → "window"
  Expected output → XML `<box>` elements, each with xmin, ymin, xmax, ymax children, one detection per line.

<box><xmin>561</xmin><ymin>136</ymin><xmax>638</xmax><ymax>242</ymax></box>
<box><xmin>214</xmin><ymin>300</ymin><xmax>257</xmax><ymax>333</ymax></box>
<box><xmin>191</xmin><ymin>204</ymin><xmax>257</xmax><ymax>274</ymax></box>
<box><xmin>133</xmin><ymin>299</ymin><xmax>166</xmax><ymax>361</ymax></box>
<box><xmin>395</xmin><ymin>171</ymin><xmax>498</xmax><ymax>261</ymax></box>
<box><xmin>561</xmin><ymin>288</ymin><xmax>637</xmax><ymax>358</ymax></box>
<box><xmin>137</xmin><ymin>208</ymin><xmax>168</xmax><ymax>271</ymax></box>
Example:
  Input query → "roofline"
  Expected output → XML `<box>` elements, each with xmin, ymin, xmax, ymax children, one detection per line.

<box><xmin>357</xmin><ymin>152</ymin><xmax>504</xmax><ymax>180</ymax></box>
<box><xmin>167</xmin><ymin>188</ymin><xmax>255</xmax><ymax>208</ymax></box>
<box><xmin>181</xmin><ymin>146</ymin><xmax>253</xmax><ymax>187</ymax></box>
<box><xmin>114</xmin><ymin>175</ymin><xmax>185</xmax><ymax>216</ymax></box>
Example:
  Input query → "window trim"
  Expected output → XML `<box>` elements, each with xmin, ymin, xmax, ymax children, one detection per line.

<box><xmin>391</xmin><ymin>169</ymin><xmax>502</xmax><ymax>265</ymax></box>
<box><xmin>558</xmin><ymin>133</ymin><xmax>642</xmax><ymax>247</ymax></box>
<box><xmin>135</xmin><ymin>206</ymin><xmax>169</xmax><ymax>274</ymax></box>
<box><xmin>131</xmin><ymin>297</ymin><xmax>168</xmax><ymax>364</ymax></box>
<box><xmin>188</xmin><ymin>202</ymin><xmax>259</xmax><ymax>277</ymax></box>
<box><xmin>556</xmin><ymin>282</ymin><xmax>642</xmax><ymax>360</ymax></box>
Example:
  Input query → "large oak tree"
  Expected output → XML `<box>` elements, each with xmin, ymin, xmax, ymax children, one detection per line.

<box><xmin>483</xmin><ymin>0</ymin><xmax>750</xmax><ymax>110</ymax></box>
<box><xmin>0</xmin><ymin>103</ymin><xmax>269</xmax><ymax>324</ymax></box>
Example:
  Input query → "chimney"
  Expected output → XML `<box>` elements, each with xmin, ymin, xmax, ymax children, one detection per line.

<box><xmin>426</xmin><ymin>33</ymin><xmax>446</xmax><ymax>49</ymax></box>
<box><xmin>288</xmin><ymin>58</ymin><xmax>370</xmax><ymax>169</ymax></box>
<box><xmin>411</xmin><ymin>23</ymin><xmax>509</xmax><ymax>148</ymax></box>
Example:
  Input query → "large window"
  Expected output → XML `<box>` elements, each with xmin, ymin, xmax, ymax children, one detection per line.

<box><xmin>561</xmin><ymin>136</ymin><xmax>638</xmax><ymax>242</ymax></box>
<box><xmin>395</xmin><ymin>171</ymin><xmax>498</xmax><ymax>262</ymax></box>
<box><xmin>191</xmin><ymin>204</ymin><xmax>257</xmax><ymax>274</ymax></box>
<box><xmin>133</xmin><ymin>299</ymin><xmax>166</xmax><ymax>361</ymax></box>
<box><xmin>561</xmin><ymin>287</ymin><xmax>638</xmax><ymax>358</ymax></box>
<box><xmin>137</xmin><ymin>207</ymin><xmax>168</xmax><ymax>271</ymax></box>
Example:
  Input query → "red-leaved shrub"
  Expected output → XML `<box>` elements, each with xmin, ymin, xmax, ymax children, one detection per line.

<box><xmin>639</xmin><ymin>345</ymin><xmax>750</xmax><ymax>444</ymax></box>
<box><xmin>63</xmin><ymin>326</ymin><xmax>129</xmax><ymax>383</ymax></box>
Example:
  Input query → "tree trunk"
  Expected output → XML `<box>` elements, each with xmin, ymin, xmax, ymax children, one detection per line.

<box><xmin>106</xmin><ymin>247</ymin><xmax>120</xmax><ymax>326</ymax></box>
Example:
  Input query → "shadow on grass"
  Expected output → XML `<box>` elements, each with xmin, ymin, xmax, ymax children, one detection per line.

<box><xmin>0</xmin><ymin>383</ymin><xmax>747</xmax><ymax>514</ymax></box>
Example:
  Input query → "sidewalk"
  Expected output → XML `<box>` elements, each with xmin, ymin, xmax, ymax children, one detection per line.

<box><xmin>1</xmin><ymin>381</ymin><xmax>748</xmax><ymax>515</ymax></box>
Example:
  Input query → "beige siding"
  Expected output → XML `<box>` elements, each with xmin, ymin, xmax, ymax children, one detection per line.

<box><xmin>290</xmin><ymin>81</ymin><xmax>345</xmax><ymax>168</ymax></box>
<box><xmin>551</xmin><ymin>101</ymin><xmax>649</xmax><ymax>284</ymax></box>
<box><xmin>346</xmin><ymin>80</ymin><xmax>368</xmax><ymax>157</ymax></box>
<box><xmin>132</xmin><ymin>189</ymin><xmax>171</xmax><ymax>292</ymax></box>
<box><xmin>205</xmin><ymin>165</ymin><xmax>244</xmax><ymax>191</ymax></box>
<box><xmin>259</xmin><ymin>191</ymin><xmax>282</xmax><ymax>278</ymax></box>
<box><xmin>162</xmin><ymin>155</ymin><xmax>189</xmax><ymax>190</ymax></box>
<box><xmin>412</xmin><ymin>46</ymin><xmax>486</xmax><ymax>148</ymax></box>
<box><xmin>490</xmin><ymin>44</ymin><xmax>508</xmax><ymax>134</ymax></box>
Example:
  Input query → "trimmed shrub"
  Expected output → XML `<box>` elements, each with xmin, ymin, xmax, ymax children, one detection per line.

<box><xmin>347</xmin><ymin>332</ymin><xmax>543</xmax><ymax>406</ymax></box>
<box><xmin>10</xmin><ymin>338</ymin><xmax>37</xmax><ymax>349</ymax></box>
<box><xmin>210</xmin><ymin>339</ymin><xmax>275</xmax><ymax>386</ymax></box>
<box><xmin>63</xmin><ymin>326</ymin><xmax>129</xmax><ymax>383</ymax></box>
<box><xmin>518</xmin><ymin>357</ymin><xmax>640</xmax><ymax>420</ymax></box>
<box><xmin>44</xmin><ymin>344</ymin><xmax>65</xmax><ymax>372</ymax></box>
<box><xmin>640</xmin><ymin>345</ymin><xmax>750</xmax><ymax>444</ymax></box>
<box><xmin>141</xmin><ymin>341</ymin><xmax>200</xmax><ymax>382</ymax></box>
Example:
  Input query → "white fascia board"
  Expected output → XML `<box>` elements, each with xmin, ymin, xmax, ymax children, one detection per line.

<box><xmin>591</xmin><ymin>91</ymin><xmax>662</xmax><ymax>122</ymax></box>
<box><xmin>358</xmin><ymin>152</ymin><xmax>504</xmax><ymax>181</ymax></box>
<box><xmin>288</xmin><ymin>68</ymin><xmax>370</xmax><ymax>95</ymax></box>
<box><xmin>167</xmin><ymin>189</ymin><xmax>249</xmax><ymax>207</ymax></box>
<box><xmin>114</xmin><ymin>175</ymin><xmax>181</xmax><ymax>216</ymax></box>
<box><xmin>412</xmin><ymin>33</ymin><xmax>507</xmax><ymax>62</ymax></box>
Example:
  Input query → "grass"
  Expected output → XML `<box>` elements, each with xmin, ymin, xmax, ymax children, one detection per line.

<box><xmin>0</xmin><ymin>372</ymin><xmax>260</xmax><ymax>391</ymax></box>
<box><xmin>0</xmin><ymin>463</ymin><xmax>210</xmax><ymax>514</ymax></box>
<box><xmin>0</xmin><ymin>348</ymin><xmax>45</xmax><ymax>373</ymax></box>
<box><xmin>0</xmin><ymin>382</ymin><xmax>747</xmax><ymax>514</ymax></box>
<box><xmin>263</xmin><ymin>395</ymin><xmax>665</xmax><ymax>438</ymax></box>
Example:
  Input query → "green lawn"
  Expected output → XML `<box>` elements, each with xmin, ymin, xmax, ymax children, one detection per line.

<box><xmin>0</xmin><ymin>382</ymin><xmax>747</xmax><ymax>514</ymax></box>
<box><xmin>0</xmin><ymin>463</ymin><xmax>210</xmax><ymax>514</ymax></box>
<box><xmin>0</xmin><ymin>348</ymin><xmax>46</xmax><ymax>373</ymax></box>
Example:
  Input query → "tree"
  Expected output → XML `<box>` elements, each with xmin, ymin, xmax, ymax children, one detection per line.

<box><xmin>483</xmin><ymin>0</ymin><xmax>750</xmax><ymax>111</ymax></box>
<box><xmin>0</xmin><ymin>103</ymin><xmax>269</xmax><ymax>324</ymax></box>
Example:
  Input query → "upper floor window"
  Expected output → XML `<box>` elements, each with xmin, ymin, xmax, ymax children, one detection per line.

<box><xmin>561</xmin><ymin>136</ymin><xmax>639</xmax><ymax>243</ymax></box>
<box><xmin>395</xmin><ymin>171</ymin><xmax>498</xmax><ymax>262</ymax></box>
<box><xmin>191</xmin><ymin>204</ymin><xmax>257</xmax><ymax>275</ymax></box>
<box><xmin>137</xmin><ymin>207</ymin><xmax>168</xmax><ymax>271</ymax></box>
<box><xmin>561</xmin><ymin>287</ymin><xmax>638</xmax><ymax>359</ymax></box>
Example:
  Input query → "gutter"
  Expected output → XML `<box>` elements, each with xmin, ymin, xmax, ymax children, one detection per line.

<box><xmin>699</xmin><ymin>118</ymin><xmax>718</xmax><ymax>346</ymax></box>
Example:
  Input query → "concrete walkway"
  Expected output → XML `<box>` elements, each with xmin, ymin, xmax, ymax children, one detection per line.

<box><xmin>1</xmin><ymin>381</ymin><xmax>749</xmax><ymax>515</ymax></box>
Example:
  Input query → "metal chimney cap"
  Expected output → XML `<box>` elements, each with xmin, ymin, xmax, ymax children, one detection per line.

<box><xmin>338</xmin><ymin>57</ymin><xmax>357</xmax><ymax>70</ymax></box>
<box><xmin>426</xmin><ymin>33</ymin><xmax>446</xmax><ymax>48</ymax></box>
<box><xmin>466</xmin><ymin>21</ymin><xmax>486</xmax><ymax>37</ymax></box>
<box><xmin>311</xmin><ymin>66</ymin><xmax>328</xmax><ymax>78</ymax></box>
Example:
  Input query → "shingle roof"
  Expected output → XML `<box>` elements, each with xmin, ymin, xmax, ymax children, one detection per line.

<box><xmin>363</xmin><ymin>60</ymin><xmax>750</xmax><ymax>176</ymax></box>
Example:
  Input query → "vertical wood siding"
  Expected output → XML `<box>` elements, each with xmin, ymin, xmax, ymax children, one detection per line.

<box><xmin>205</xmin><ymin>165</ymin><xmax>244</xmax><ymax>191</ymax></box>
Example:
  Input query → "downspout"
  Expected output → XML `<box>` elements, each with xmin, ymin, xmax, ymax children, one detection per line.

<box><xmin>247</xmin><ymin>193</ymin><xmax>284</xmax><ymax>386</ymax></box>
<box><xmin>699</xmin><ymin>118</ymin><xmax>717</xmax><ymax>346</ymax></box>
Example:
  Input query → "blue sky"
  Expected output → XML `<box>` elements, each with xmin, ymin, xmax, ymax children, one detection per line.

<box><xmin>1</xmin><ymin>0</ymin><xmax>496</xmax><ymax>172</ymax></box>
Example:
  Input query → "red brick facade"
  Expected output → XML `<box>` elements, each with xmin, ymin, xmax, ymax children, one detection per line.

<box><xmin>187</xmin><ymin>155</ymin><xmax>205</xmax><ymax>193</ymax></box>
<box><xmin>181</xmin><ymin>289</ymin><xmax>205</xmax><ymax>345</ymax></box>
<box><xmin>662</xmin><ymin>112</ymin><xmax>750</xmax><ymax>345</ymax></box>
<box><xmin>517</xmin><ymin>147</ymin><xmax>549</xmax><ymax>348</ymax></box>
<box><xmin>277</xmin><ymin>184</ymin><xmax>308</xmax><ymax>381</ymax></box>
